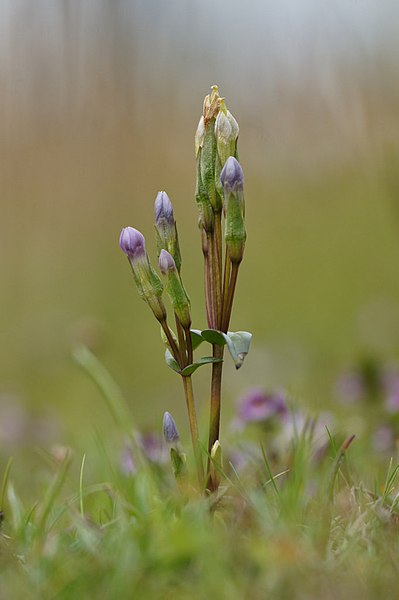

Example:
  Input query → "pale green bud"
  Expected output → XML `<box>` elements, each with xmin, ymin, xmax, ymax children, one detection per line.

<box><xmin>195</xmin><ymin>116</ymin><xmax>205</xmax><ymax>157</ymax></box>
<box><xmin>210</xmin><ymin>440</ymin><xmax>223</xmax><ymax>490</ymax></box>
<box><xmin>215</xmin><ymin>108</ymin><xmax>239</xmax><ymax>167</ymax></box>
<box><xmin>214</xmin><ymin>100</ymin><xmax>239</xmax><ymax>200</ymax></box>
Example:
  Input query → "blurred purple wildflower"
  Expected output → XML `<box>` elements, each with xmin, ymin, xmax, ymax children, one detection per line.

<box><xmin>382</xmin><ymin>370</ymin><xmax>399</xmax><ymax>413</ymax></box>
<box><xmin>372</xmin><ymin>425</ymin><xmax>395</xmax><ymax>453</ymax></box>
<box><xmin>237</xmin><ymin>389</ymin><xmax>288</xmax><ymax>424</ymax></box>
<box><xmin>120</xmin><ymin>445</ymin><xmax>137</xmax><ymax>476</ymax></box>
<box><xmin>136</xmin><ymin>432</ymin><xmax>168</xmax><ymax>464</ymax></box>
<box><xmin>121</xmin><ymin>431</ymin><xmax>169</xmax><ymax>475</ymax></box>
<box><xmin>335</xmin><ymin>371</ymin><xmax>365</xmax><ymax>404</ymax></box>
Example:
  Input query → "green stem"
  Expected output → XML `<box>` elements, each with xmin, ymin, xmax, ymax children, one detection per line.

<box><xmin>160</xmin><ymin>319</ymin><xmax>182</xmax><ymax>369</ymax></box>
<box><xmin>206</xmin><ymin>231</ymin><xmax>217</xmax><ymax>329</ymax></box>
<box><xmin>206</xmin><ymin>212</ymin><xmax>224</xmax><ymax>491</ymax></box>
<box><xmin>207</xmin><ymin>344</ymin><xmax>224</xmax><ymax>491</ymax></box>
<box><xmin>221</xmin><ymin>261</ymin><xmax>240</xmax><ymax>332</ymax></box>
<box><xmin>181</xmin><ymin>375</ymin><xmax>204</xmax><ymax>487</ymax></box>
<box><xmin>213</xmin><ymin>213</ymin><xmax>223</xmax><ymax>328</ymax></box>
<box><xmin>175</xmin><ymin>315</ymin><xmax>187</xmax><ymax>366</ymax></box>
<box><xmin>184</xmin><ymin>325</ymin><xmax>193</xmax><ymax>366</ymax></box>
<box><xmin>201</xmin><ymin>229</ymin><xmax>212</xmax><ymax>326</ymax></box>
<box><xmin>221</xmin><ymin>250</ymin><xmax>231</xmax><ymax>332</ymax></box>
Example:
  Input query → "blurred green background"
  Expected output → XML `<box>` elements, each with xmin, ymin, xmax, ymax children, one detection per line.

<box><xmin>2</xmin><ymin>0</ymin><xmax>399</xmax><ymax>446</ymax></box>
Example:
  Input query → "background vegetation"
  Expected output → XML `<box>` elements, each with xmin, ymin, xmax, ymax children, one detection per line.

<box><xmin>1</xmin><ymin>2</ymin><xmax>399</xmax><ymax>596</ymax></box>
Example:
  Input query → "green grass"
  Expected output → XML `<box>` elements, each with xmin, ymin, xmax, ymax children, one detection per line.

<box><xmin>1</xmin><ymin>349</ymin><xmax>399</xmax><ymax>599</ymax></box>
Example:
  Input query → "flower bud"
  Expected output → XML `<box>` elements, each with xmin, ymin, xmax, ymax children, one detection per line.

<box><xmin>120</xmin><ymin>227</ymin><xmax>166</xmax><ymax>321</ymax></box>
<box><xmin>209</xmin><ymin>439</ymin><xmax>222</xmax><ymax>490</ymax></box>
<box><xmin>158</xmin><ymin>249</ymin><xmax>176</xmax><ymax>274</ymax></box>
<box><xmin>220</xmin><ymin>156</ymin><xmax>244</xmax><ymax>193</ymax></box>
<box><xmin>221</xmin><ymin>157</ymin><xmax>246</xmax><ymax>264</ymax></box>
<box><xmin>154</xmin><ymin>194</ymin><xmax>182</xmax><ymax>273</ymax></box>
<box><xmin>163</xmin><ymin>411</ymin><xmax>180</xmax><ymax>444</ymax></box>
<box><xmin>119</xmin><ymin>227</ymin><xmax>146</xmax><ymax>262</ymax></box>
<box><xmin>170</xmin><ymin>446</ymin><xmax>187</xmax><ymax>479</ymax></box>
<box><xmin>215</xmin><ymin>106</ymin><xmax>239</xmax><ymax>168</ymax></box>
<box><xmin>195</xmin><ymin>116</ymin><xmax>205</xmax><ymax>157</ymax></box>
<box><xmin>158</xmin><ymin>250</ymin><xmax>191</xmax><ymax>328</ymax></box>
<box><xmin>154</xmin><ymin>191</ymin><xmax>174</xmax><ymax>226</ymax></box>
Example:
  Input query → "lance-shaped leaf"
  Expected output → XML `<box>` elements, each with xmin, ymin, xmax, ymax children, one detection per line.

<box><xmin>180</xmin><ymin>357</ymin><xmax>223</xmax><ymax>377</ymax></box>
<box><xmin>190</xmin><ymin>329</ymin><xmax>205</xmax><ymax>350</ymax></box>
<box><xmin>165</xmin><ymin>349</ymin><xmax>180</xmax><ymax>373</ymax></box>
<box><xmin>201</xmin><ymin>329</ymin><xmax>227</xmax><ymax>346</ymax></box>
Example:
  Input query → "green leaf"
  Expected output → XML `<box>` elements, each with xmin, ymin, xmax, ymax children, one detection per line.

<box><xmin>225</xmin><ymin>331</ymin><xmax>252</xmax><ymax>369</ymax></box>
<box><xmin>190</xmin><ymin>329</ymin><xmax>205</xmax><ymax>350</ymax></box>
<box><xmin>180</xmin><ymin>357</ymin><xmax>223</xmax><ymax>376</ymax></box>
<box><xmin>165</xmin><ymin>349</ymin><xmax>180</xmax><ymax>373</ymax></box>
<box><xmin>201</xmin><ymin>329</ymin><xmax>227</xmax><ymax>346</ymax></box>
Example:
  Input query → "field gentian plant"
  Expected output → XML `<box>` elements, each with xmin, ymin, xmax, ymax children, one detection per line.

<box><xmin>120</xmin><ymin>86</ymin><xmax>251</xmax><ymax>492</ymax></box>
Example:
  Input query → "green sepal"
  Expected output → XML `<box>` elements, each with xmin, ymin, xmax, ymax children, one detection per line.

<box><xmin>180</xmin><ymin>357</ymin><xmax>223</xmax><ymax>377</ymax></box>
<box><xmin>224</xmin><ymin>191</ymin><xmax>246</xmax><ymax>264</ymax></box>
<box><xmin>164</xmin><ymin>270</ymin><xmax>191</xmax><ymax>329</ymax></box>
<box><xmin>170</xmin><ymin>447</ymin><xmax>187</xmax><ymax>479</ymax></box>
<box><xmin>195</xmin><ymin>151</ymin><xmax>214</xmax><ymax>232</ymax></box>
<box><xmin>155</xmin><ymin>224</ymin><xmax>182</xmax><ymax>274</ymax></box>
<box><xmin>200</xmin><ymin>120</ymin><xmax>221</xmax><ymax>212</ymax></box>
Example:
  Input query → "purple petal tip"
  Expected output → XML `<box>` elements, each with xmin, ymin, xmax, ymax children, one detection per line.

<box><xmin>220</xmin><ymin>156</ymin><xmax>244</xmax><ymax>192</ymax></box>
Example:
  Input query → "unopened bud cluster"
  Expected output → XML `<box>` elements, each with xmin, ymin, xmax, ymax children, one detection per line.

<box><xmin>195</xmin><ymin>86</ymin><xmax>240</xmax><ymax>232</ymax></box>
<box><xmin>194</xmin><ymin>86</ymin><xmax>245</xmax><ymax>265</ymax></box>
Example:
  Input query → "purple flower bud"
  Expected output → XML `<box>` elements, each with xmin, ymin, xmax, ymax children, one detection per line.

<box><xmin>154</xmin><ymin>191</ymin><xmax>174</xmax><ymax>227</ymax></box>
<box><xmin>220</xmin><ymin>156</ymin><xmax>244</xmax><ymax>193</ymax></box>
<box><xmin>119</xmin><ymin>227</ymin><xmax>146</xmax><ymax>261</ymax></box>
<box><xmin>163</xmin><ymin>411</ymin><xmax>180</xmax><ymax>444</ymax></box>
<box><xmin>158</xmin><ymin>249</ymin><xmax>176</xmax><ymax>275</ymax></box>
